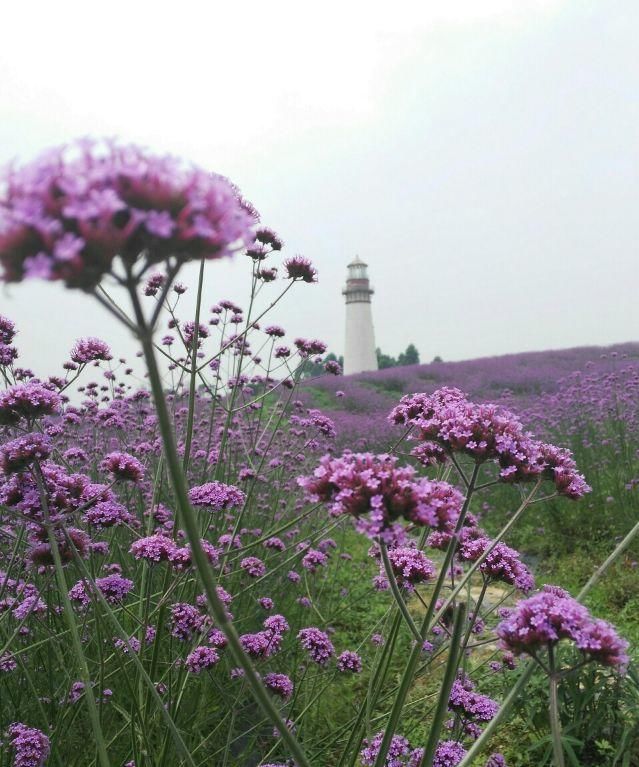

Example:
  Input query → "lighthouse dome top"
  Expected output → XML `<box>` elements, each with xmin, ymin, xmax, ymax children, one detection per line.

<box><xmin>347</xmin><ymin>255</ymin><xmax>368</xmax><ymax>268</ymax></box>
<box><xmin>346</xmin><ymin>256</ymin><xmax>371</xmax><ymax>283</ymax></box>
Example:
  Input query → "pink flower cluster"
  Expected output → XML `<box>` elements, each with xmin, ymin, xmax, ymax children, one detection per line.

<box><xmin>389</xmin><ymin>388</ymin><xmax>590</xmax><ymax>498</ymax></box>
<box><xmin>70</xmin><ymin>337</ymin><xmax>112</xmax><ymax>364</ymax></box>
<box><xmin>0</xmin><ymin>139</ymin><xmax>257</xmax><ymax>288</ymax></box>
<box><xmin>0</xmin><ymin>381</ymin><xmax>61</xmax><ymax>425</ymax></box>
<box><xmin>497</xmin><ymin>585</ymin><xmax>629</xmax><ymax>669</ymax></box>
<box><xmin>359</xmin><ymin>731</ymin><xmax>424</xmax><ymax>766</ymax></box>
<box><xmin>298</xmin><ymin>452</ymin><xmax>463</xmax><ymax>540</ymax></box>
<box><xmin>297</xmin><ymin>627</ymin><xmax>335</xmax><ymax>665</ymax></box>
<box><xmin>385</xmin><ymin>546</ymin><xmax>436</xmax><ymax>586</ymax></box>
<box><xmin>188</xmin><ymin>481</ymin><xmax>246</xmax><ymax>511</ymax></box>
<box><xmin>7</xmin><ymin>722</ymin><xmax>50</xmax><ymax>767</ymax></box>
<box><xmin>0</xmin><ymin>432</ymin><xmax>52</xmax><ymax>474</ymax></box>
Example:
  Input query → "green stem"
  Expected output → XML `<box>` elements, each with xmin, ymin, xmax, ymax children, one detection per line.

<box><xmin>34</xmin><ymin>467</ymin><xmax>112</xmax><ymax>767</ymax></box>
<box><xmin>419</xmin><ymin>603</ymin><xmax>466</xmax><ymax>767</ymax></box>
<box><xmin>577</xmin><ymin>517</ymin><xmax>639</xmax><ymax>600</ymax></box>
<box><xmin>182</xmin><ymin>257</ymin><xmax>206</xmax><ymax>474</ymax></box>
<box><xmin>548</xmin><ymin>646</ymin><xmax>566</xmax><ymax>767</ymax></box>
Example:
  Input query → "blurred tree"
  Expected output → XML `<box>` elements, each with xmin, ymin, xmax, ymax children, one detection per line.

<box><xmin>377</xmin><ymin>345</ymin><xmax>420</xmax><ymax>369</ymax></box>
<box><xmin>398</xmin><ymin>343</ymin><xmax>420</xmax><ymax>366</ymax></box>
<box><xmin>376</xmin><ymin>348</ymin><xmax>397</xmax><ymax>369</ymax></box>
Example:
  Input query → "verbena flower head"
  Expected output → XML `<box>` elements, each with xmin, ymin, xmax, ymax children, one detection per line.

<box><xmin>0</xmin><ymin>433</ymin><xmax>52</xmax><ymax>474</ymax></box>
<box><xmin>0</xmin><ymin>139</ymin><xmax>257</xmax><ymax>288</ymax></box>
<box><xmin>297</xmin><ymin>627</ymin><xmax>335</xmax><ymax>665</ymax></box>
<box><xmin>0</xmin><ymin>381</ymin><xmax>61</xmax><ymax>425</ymax></box>
<box><xmin>130</xmin><ymin>534</ymin><xmax>177</xmax><ymax>563</ymax></box>
<box><xmin>389</xmin><ymin>388</ymin><xmax>590</xmax><ymax>499</ymax></box>
<box><xmin>283</xmin><ymin>255</ymin><xmax>317</xmax><ymax>283</ymax></box>
<box><xmin>432</xmin><ymin>740</ymin><xmax>467</xmax><ymax>767</ymax></box>
<box><xmin>185</xmin><ymin>645</ymin><xmax>220</xmax><ymax>674</ymax></box>
<box><xmin>188</xmin><ymin>481</ymin><xmax>245</xmax><ymax>511</ymax></box>
<box><xmin>360</xmin><ymin>731</ymin><xmax>423</xmax><ymax>766</ymax></box>
<box><xmin>497</xmin><ymin>585</ymin><xmax>629</xmax><ymax>670</ymax></box>
<box><xmin>70</xmin><ymin>337</ymin><xmax>112</xmax><ymax>363</ymax></box>
<box><xmin>7</xmin><ymin>722</ymin><xmax>51</xmax><ymax>767</ymax></box>
<box><xmin>263</xmin><ymin>672</ymin><xmax>294</xmax><ymax>699</ymax></box>
<box><xmin>299</xmin><ymin>452</ymin><xmax>462</xmax><ymax>541</ymax></box>
<box><xmin>100</xmin><ymin>452</ymin><xmax>145</xmax><ymax>482</ymax></box>
<box><xmin>0</xmin><ymin>314</ymin><xmax>16</xmax><ymax>344</ymax></box>
<box><xmin>386</xmin><ymin>547</ymin><xmax>436</xmax><ymax>586</ymax></box>
<box><xmin>459</xmin><ymin>537</ymin><xmax>535</xmax><ymax>593</ymax></box>
<box><xmin>337</xmin><ymin>650</ymin><xmax>363</xmax><ymax>673</ymax></box>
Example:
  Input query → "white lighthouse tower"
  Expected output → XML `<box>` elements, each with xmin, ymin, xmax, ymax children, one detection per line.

<box><xmin>343</xmin><ymin>256</ymin><xmax>378</xmax><ymax>375</ymax></box>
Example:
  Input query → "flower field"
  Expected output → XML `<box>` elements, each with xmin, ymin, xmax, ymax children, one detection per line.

<box><xmin>0</xmin><ymin>141</ymin><xmax>638</xmax><ymax>767</ymax></box>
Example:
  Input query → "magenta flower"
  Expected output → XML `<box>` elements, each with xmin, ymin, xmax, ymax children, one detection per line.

<box><xmin>360</xmin><ymin>731</ymin><xmax>423</xmax><ymax>766</ymax></box>
<box><xmin>0</xmin><ymin>381</ymin><xmax>61</xmax><ymax>425</ymax></box>
<box><xmin>130</xmin><ymin>534</ymin><xmax>177</xmax><ymax>563</ymax></box>
<box><xmin>188</xmin><ymin>481</ymin><xmax>245</xmax><ymax>511</ymax></box>
<box><xmin>497</xmin><ymin>585</ymin><xmax>629</xmax><ymax>670</ymax></box>
<box><xmin>0</xmin><ymin>139</ymin><xmax>257</xmax><ymax>288</ymax></box>
<box><xmin>101</xmin><ymin>452</ymin><xmax>145</xmax><ymax>482</ymax></box>
<box><xmin>263</xmin><ymin>672</ymin><xmax>294</xmax><ymax>699</ymax></box>
<box><xmin>70</xmin><ymin>337</ymin><xmax>112</xmax><ymax>363</ymax></box>
<box><xmin>7</xmin><ymin>722</ymin><xmax>50</xmax><ymax>767</ymax></box>
<box><xmin>386</xmin><ymin>547</ymin><xmax>436</xmax><ymax>586</ymax></box>
<box><xmin>185</xmin><ymin>645</ymin><xmax>220</xmax><ymax>674</ymax></box>
<box><xmin>0</xmin><ymin>433</ymin><xmax>52</xmax><ymax>474</ymax></box>
<box><xmin>297</xmin><ymin>627</ymin><xmax>334</xmax><ymax>665</ymax></box>
<box><xmin>283</xmin><ymin>255</ymin><xmax>317</xmax><ymax>283</ymax></box>
<box><xmin>299</xmin><ymin>452</ymin><xmax>463</xmax><ymax>541</ymax></box>
<box><xmin>337</xmin><ymin>650</ymin><xmax>362</xmax><ymax>673</ymax></box>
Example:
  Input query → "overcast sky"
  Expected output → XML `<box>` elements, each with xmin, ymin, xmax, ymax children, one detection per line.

<box><xmin>1</xmin><ymin>0</ymin><xmax>637</xmax><ymax>377</ymax></box>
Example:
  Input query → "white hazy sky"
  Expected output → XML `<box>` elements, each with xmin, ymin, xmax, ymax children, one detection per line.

<box><xmin>1</xmin><ymin>0</ymin><xmax>637</xmax><ymax>376</ymax></box>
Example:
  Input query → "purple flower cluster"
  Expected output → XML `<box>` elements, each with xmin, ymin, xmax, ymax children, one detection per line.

<box><xmin>299</xmin><ymin>452</ymin><xmax>463</xmax><ymax>540</ymax></box>
<box><xmin>359</xmin><ymin>731</ymin><xmax>423</xmax><ymax>766</ymax></box>
<box><xmin>185</xmin><ymin>646</ymin><xmax>220</xmax><ymax>674</ymax></box>
<box><xmin>188</xmin><ymin>481</ymin><xmax>246</xmax><ymax>511</ymax></box>
<box><xmin>432</xmin><ymin>740</ymin><xmax>467</xmax><ymax>767</ymax></box>
<box><xmin>497</xmin><ymin>585</ymin><xmax>629</xmax><ymax>669</ymax></box>
<box><xmin>0</xmin><ymin>433</ymin><xmax>52</xmax><ymax>474</ymax></box>
<box><xmin>70</xmin><ymin>337</ymin><xmax>112</xmax><ymax>363</ymax></box>
<box><xmin>337</xmin><ymin>650</ymin><xmax>362</xmax><ymax>673</ymax></box>
<box><xmin>385</xmin><ymin>546</ymin><xmax>436</xmax><ymax>586</ymax></box>
<box><xmin>459</xmin><ymin>538</ymin><xmax>535</xmax><ymax>593</ymax></box>
<box><xmin>7</xmin><ymin>722</ymin><xmax>50</xmax><ymax>767</ymax></box>
<box><xmin>0</xmin><ymin>139</ymin><xmax>257</xmax><ymax>288</ymax></box>
<box><xmin>389</xmin><ymin>388</ymin><xmax>590</xmax><ymax>498</ymax></box>
<box><xmin>297</xmin><ymin>627</ymin><xmax>335</xmax><ymax>666</ymax></box>
<box><xmin>263</xmin><ymin>672</ymin><xmax>294</xmax><ymax>699</ymax></box>
<box><xmin>100</xmin><ymin>452</ymin><xmax>145</xmax><ymax>482</ymax></box>
<box><xmin>449</xmin><ymin>676</ymin><xmax>499</xmax><ymax>736</ymax></box>
<box><xmin>0</xmin><ymin>382</ymin><xmax>61</xmax><ymax>425</ymax></box>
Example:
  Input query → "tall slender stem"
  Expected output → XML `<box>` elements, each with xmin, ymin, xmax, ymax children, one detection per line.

<box><xmin>577</xmin><ymin>518</ymin><xmax>639</xmax><ymax>600</ymax></box>
<box><xmin>182</xmin><ymin>256</ymin><xmax>206</xmax><ymax>473</ymax></box>
<box><xmin>34</xmin><ymin>466</ymin><xmax>112</xmax><ymax>767</ymax></box>
<box><xmin>548</xmin><ymin>645</ymin><xmax>566</xmax><ymax>767</ymax></box>
<box><xmin>420</xmin><ymin>603</ymin><xmax>466</xmax><ymax>767</ymax></box>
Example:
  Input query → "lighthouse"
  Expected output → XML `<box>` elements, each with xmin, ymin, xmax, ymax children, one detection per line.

<box><xmin>343</xmin><ymin>256</ymin><xmax>378</xmax><ymax>375</ymax></box>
